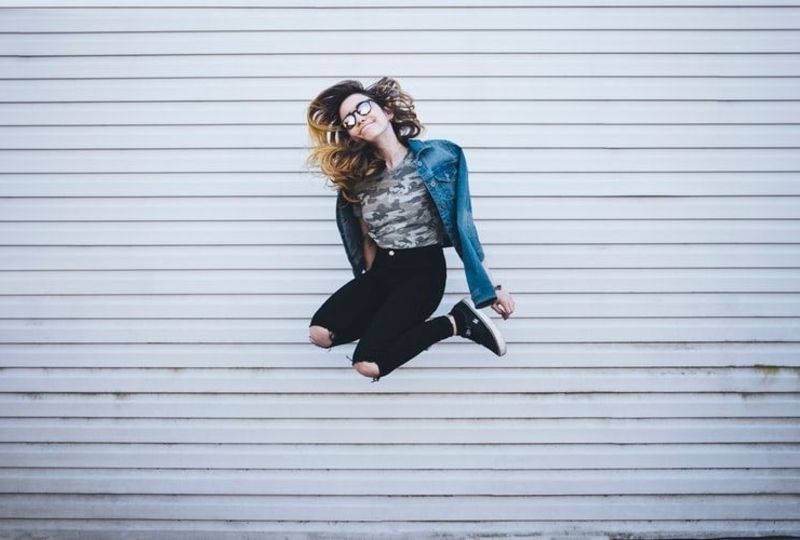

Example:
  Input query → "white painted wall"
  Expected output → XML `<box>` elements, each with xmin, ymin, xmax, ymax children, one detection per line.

<box><xmin>0</xmin><ymin>2</ymin><xmax>798</xmax><ymax>538</ymax></box>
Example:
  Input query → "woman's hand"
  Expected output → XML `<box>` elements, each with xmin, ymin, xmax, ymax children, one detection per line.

<box><xmin>491</xmin><ymin>290</ymin><xmax>515</xmax><ymax>320</ymax></box>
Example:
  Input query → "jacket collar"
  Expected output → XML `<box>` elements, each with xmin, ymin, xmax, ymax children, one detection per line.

<box><xmin>406</xmin><ymin>138</ymin><xmax>431</xmax><ymax>157</ymax></box>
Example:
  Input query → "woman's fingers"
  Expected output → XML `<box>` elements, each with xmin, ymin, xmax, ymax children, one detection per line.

<box><xmin>492</xmin><ymin>292</ymin><xmax>515</xmax><ymax>320</ymax></box>
<box><xmin>495</xmin><ymin>302</ymin><xmax>509</xmax><ymax>319</ymax></box>
<box><xmin>501</xmin><ymin>295</ymin><xmax>514</xmax><ymax>319</ymax></box>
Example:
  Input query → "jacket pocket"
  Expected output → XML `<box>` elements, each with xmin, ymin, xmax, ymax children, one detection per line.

<box><xmin>432</xmin><ymin>162</ymin><xmax>457</xmax><ymax>182</ymax></box>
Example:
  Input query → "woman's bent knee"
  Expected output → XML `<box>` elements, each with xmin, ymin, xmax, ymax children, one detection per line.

<box><xmin>309</xmin><ymin>325</ymin><xmax>333</xmax><ymax>348</ymax></box>
<box><xmin>353</xmin><ymin>361</ymin><xmax>380</xmax><ymax>378</ymax></box>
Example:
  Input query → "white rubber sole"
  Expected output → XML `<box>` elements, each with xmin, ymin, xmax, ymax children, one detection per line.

<box><xmin>461</xmin><ymin>296</ymin><xmax>507</xmax><ymax>356</ymax></box>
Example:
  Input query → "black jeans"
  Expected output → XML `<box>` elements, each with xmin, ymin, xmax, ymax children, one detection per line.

<box><xmin>309</xmin><ymin>243</ymin><xmax>454</xmax><ymax>381</ymax></box>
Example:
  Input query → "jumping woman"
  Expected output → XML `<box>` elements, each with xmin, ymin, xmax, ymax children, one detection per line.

<box><xmin>305</xmin><ymin>77</ymin><xmax>515</xmax><ymax>382</ymax></box>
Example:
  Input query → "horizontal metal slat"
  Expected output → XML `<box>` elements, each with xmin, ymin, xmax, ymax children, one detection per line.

<box><xmin>5</xmin><ymin>125</ymin><xmax>800</xmax><ymax>149</ymax></box>
<box><xmin>2</xmin><ymin>101</ymin><xmax>798</xmax><ymax>125</ymax></box>
<box><xmin>3</xmin><ymin>172</ymin><xmax>800</xmax><ymax>197</ymax></box>
<box><xmin>3</xmin><ymin>468</ymin><xmax>799</xmax><ymax>495</ymax></box>
<box><xmin>1</xmin><ymin>393</ymin><xmax>797</xmax><ymax>419</ymax></box>
<box><xmin>0</xmin><ymin>519</ymin><xmax>798</xmax><ymax>540</ymax></box>
<box><xmin>0</xmin><ymin>519</ymin><xmax>796</xmax><ymax>540</ymax></box>
<box><xmin>1</xmin><ymin>417</ymin><xmax>799</xmax><ymax>444</ymax></box>
<box><xmin>4</xmin><ymin>195</ymin><xmax>800</xmax><ymax>220</ymax></box>
<box><xmin>0</xmin><ymin>367</ymin><xmax>797</xmax><ymax>393</ymax></box>
<box><xmin>1</xmin><ymin>442</ymin><xmax>796</xmax><ymax>470</ymax></box>
<box><xmin>3</xmin><ymin>7</ymin><xmax>798</xmax><ymax>32</ymax></box>
<box><xmin>3</xmin><ymin>292</ymin><xmax>799</xmax><ymax>318</ymax></box>
<box><xmin>1</xmin><ymin>342</ymin><xmax>796</xmax><ymax>369</ymax></box>
<box><xmin>1</xmin><ymin>318</ymin><xmax>799</xmax><ymax>343</ymax></box>
<box><xmin>2</xmin><ymin>245</ymin><xmax>800</xmax><ymax>271</ymax></box>
<box><xmin>3</xmin><ymin>31</ymin><xmax>800</xmax><ymax>56</ymax></box>
<box><xmin>1</xmin><ymin>221</ymin><xmax>799</xmax><ymax>244</ymax></box>
<box><xmin>2</xmin><ymin>148</ymin><xmax>799</xmax><ymax>173</ymax></box>
<box><xmin>2</xmin><ymin>268</ymin><xmax>799</xmax><ymax>294</ymax></box>
<box><xmin>0</xmin><ymin>493</ymin><xmax>797</xmax><ymax>520</ymax></box>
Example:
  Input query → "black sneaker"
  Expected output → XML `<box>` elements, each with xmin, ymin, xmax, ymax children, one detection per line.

<box><xmin>449</xmin><ymin>296</ymin><xmax>507</xmax><ymax>356</ymax></box>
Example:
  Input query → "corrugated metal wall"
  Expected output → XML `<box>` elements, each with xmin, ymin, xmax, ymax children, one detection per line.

<box><xmin>1</xmin><ymin>2</ymin><xmax>799</xmax><ymax>539</ymax></box>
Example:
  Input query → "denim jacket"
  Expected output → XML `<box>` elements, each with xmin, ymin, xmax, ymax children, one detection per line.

<box><xmin>335</xmin><ymin>138</ymin><xmax>497</xmax><ymax>309</ymax></box>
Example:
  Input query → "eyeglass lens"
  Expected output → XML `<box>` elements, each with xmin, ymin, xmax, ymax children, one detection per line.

<box><xmin>342</xmin><ymin>100</ymin><xmax>372</xmax><ymax>129</ymax></box>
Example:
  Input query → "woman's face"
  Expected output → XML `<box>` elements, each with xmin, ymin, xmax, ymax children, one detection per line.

<box><xmin>338</xmin><ymin>93</ymin><xmax>394</xmax><ymax>143</ymax></box>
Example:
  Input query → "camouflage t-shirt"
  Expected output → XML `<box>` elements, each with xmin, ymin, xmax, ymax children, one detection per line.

<box><xmin>352</xmin><ymin>150</ymin><xmax>447</xmax><ymax>249</ymax></box>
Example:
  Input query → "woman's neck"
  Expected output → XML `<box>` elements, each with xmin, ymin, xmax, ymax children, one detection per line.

<box><xmin>373</xmin><ymin>137</ymin><xmax>409</xmax><ymax>170</ymax></box>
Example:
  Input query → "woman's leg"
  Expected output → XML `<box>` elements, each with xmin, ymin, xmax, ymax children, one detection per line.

<box><xmin>351</xmin><ymin>260</ymin><xmax>451</xmax><ymax>380</ymax></box>
<box><xmin>309</xmin><ymin>269</ymin><xmax>388</xmax><ymax>348</ymax></box>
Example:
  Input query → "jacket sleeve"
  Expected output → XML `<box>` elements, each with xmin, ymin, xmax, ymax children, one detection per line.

<box><xmin>453</xmin><ymin>142</ymin><xmax>497</xmax><ymax>309</ymax></box>
<box><xmin>455</xmin><ymin>144</ymin><xmax>485</xmax><ymax>262</ymax></box>
<box><xmin>335</xmin><ymin>190</ymin><xmax>366</xmax><ymax>277</ymax></box>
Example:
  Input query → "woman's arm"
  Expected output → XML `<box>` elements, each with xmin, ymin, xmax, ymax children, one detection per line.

<box><xmin>480</xmin><ymin>255</ymin><xmax>498</xmax><ymax>289</ymax></box>
<box><xmin>359</xmin><ymin>217</ymin><xmax>377</xmax><ymax>271</ymax></box>
<box><xmin>481</xmin><ymin>249</ymin><xmax>516</xmax><ymax>320</ymax></box>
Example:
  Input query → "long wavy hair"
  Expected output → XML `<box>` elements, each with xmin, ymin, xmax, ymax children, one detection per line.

<box><xmin>305</xmin><ymin>77</ymin><xmax>424</xmax><ymax>203</ymax></box>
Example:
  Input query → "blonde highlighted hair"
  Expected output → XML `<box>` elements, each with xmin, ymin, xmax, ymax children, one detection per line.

<box><xmin>305</xmin><ymin>77</ymin><xmax>424</xmax><ymax>203</ymax></box>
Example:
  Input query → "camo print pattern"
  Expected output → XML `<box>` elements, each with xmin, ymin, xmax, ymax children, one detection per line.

<box><xmin>352</xmin><ymin>151</ymin><xmax>446</xmax><ymax>249</ymax></box>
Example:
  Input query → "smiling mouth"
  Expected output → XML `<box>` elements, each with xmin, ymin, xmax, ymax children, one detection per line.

<box><xmin>360</xmin><ymin>122</ymin><xmax>374</xmax><ymax>134</ymax></box>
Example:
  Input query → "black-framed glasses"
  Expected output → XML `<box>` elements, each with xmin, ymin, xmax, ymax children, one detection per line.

<box><xmin>340</xmin><ymin>99</ymin><xmax>373</xmax><ymax>130</ymax></box>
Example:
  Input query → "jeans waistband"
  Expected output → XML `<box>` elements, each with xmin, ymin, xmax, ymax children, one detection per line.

<box><xmin>373</xmin><ymin>243</ymin><xmax>444</xmax><ymax>269</ymax></box>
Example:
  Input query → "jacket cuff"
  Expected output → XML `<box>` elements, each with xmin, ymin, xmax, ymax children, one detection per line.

<box><xmin>473</xmin><ymin>293</ymin><xmax>497</xmax><ymax>310</ymax></box>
